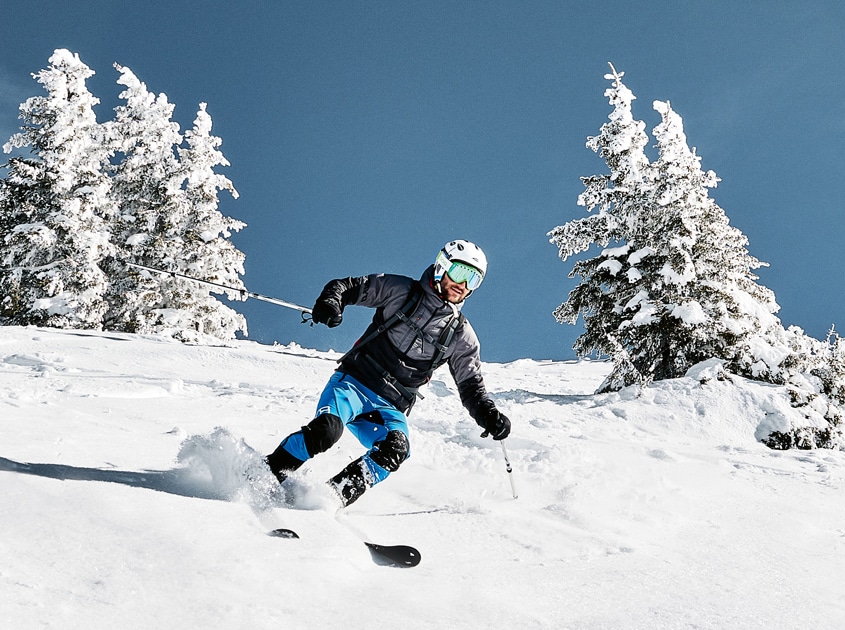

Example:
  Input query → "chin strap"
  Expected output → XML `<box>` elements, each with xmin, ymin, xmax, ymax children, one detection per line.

<box><xmin>432</xmin><ymin>278</ymin><xmax>445</xmax><ymax>301</ymax></box>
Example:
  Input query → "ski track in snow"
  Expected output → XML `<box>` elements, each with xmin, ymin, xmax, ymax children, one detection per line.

<box><xmin>1</xmin><ymin>326</ymin><xmax>844</xmax><ymax>629</ymax></box>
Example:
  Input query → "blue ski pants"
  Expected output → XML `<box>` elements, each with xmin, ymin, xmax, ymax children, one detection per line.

<box><xmin>278</xmin><ymin>372</ymin><xmax>410</xmax><ymax>485</ymax></box>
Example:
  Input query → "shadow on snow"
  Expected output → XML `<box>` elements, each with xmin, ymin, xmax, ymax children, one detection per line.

<box><xmin>0</xmin><ymin>455</ymin><xmax>225</xmax><ymax>501</ymax></box>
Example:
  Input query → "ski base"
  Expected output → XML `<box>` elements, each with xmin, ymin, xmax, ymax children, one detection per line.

<box><xmin>268</xmin><ymin>529</ymin><xmax>420</xmax><ymax>568</ymax></box>
<box><xmin>268</xmin><ymin>528</ymin><xmax>299</xmax><ymax>539</ymax></box>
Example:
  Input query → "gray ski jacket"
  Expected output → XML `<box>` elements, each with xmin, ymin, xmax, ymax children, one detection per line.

<box><xmin>317</xmin><ymin>265</ymin><xmax>499</xmax><ymax>425</ymax></box>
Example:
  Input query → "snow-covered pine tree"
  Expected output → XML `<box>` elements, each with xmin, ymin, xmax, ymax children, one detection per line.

<box><xmin>771</xmin><ymin>326</ymin><xmax>845</xmax><ymax>449</ymax></box>
<box><xmin>654</xmin><ymin>101</ymin><xmax>791</xmax><ymax>377</ymax></box>
<box><xmin>611</xmin><ymin>99</ymin><xmax>782</xmax><ymax>384</ymax></box>
<box><xmin>549</xmin><ymin>65</ymin><xmax>651</xmax><ymax>262</ymax></box>
<box><xmin>158</xmin><ymin>102</ymin><xmax>246</xmax><ymax>342</ymax></box>
<box><xmin>102</xmin><ymin>66</ymin><xmax>245</xmax><ymax>342</ymax></box>
<box><xmin>0</xmin><ymin>49</ymin><xmax>114</xmax><ymax>329</ymax></box>
<box><xmin>549</xmin><ymin>66</ymin><xmax>782</xmax><ymax>392</ymax></box>
<box><xmin>548</xmin><ymin>65</ymin><xmax>655</xmax><ymax>391</ymax></box>
<box><xmin>101</xmin><ymin>64</ymin><xmax>186</xmax><ymax>333</ymax></box>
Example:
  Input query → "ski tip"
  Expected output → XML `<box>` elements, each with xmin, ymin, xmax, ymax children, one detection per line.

<box><xmin>268</xmin><ymin>528</ymin><xmax>300</xmax><ymax>539</ymax></box>
<box><xmin>365</xmin><ymin>542</ymin><xmax>421</xmax><ymax>568</ymax></box>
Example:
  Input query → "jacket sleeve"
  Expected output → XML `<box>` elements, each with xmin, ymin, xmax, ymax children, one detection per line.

<box><xmin>448</xmin><ymin>321</ymin><xmax>498</xmax><ymax>426</ymax></box>
<box><xmin>316</xmin><ymin>274</ymin><xmax>414</xmax><ymax>316</ymax></box>
<box><xmin>315</xmin><ymin>276</ymin><xmax>368</xmax><ymax>312</ymax></box>
<box><xmin>457</xmin><ymin>374</ymin><xmax>498</xmax><ymax>426</ymax></box>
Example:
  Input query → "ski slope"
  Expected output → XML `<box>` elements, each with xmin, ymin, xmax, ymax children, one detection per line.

<box><xmin>1</xmin><ymin>326</ymin><xmax>843</xmax><ymax>629</ymax></box>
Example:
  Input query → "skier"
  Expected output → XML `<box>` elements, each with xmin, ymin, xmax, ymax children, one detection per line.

<box><xmin>265</xmin><ymin>240</ymin><xmax>511</xmax><ymax>507</ymax></box>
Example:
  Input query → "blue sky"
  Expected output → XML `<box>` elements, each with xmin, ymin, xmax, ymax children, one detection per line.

<box><xmin>2</xmin><ymin>1</ymin><xmax>843</xmax><ymax>362</ymax></box>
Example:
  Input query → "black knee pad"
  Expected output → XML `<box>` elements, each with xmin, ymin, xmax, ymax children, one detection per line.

<box><xmin>369</xmin><ymin>430</ymin><xmax>409</xmax><ymax>473</ymax></box>
<box><xmin>302</xmin><ymin>413</ymin><xmax>343</xmax><ymax>457</ymax></box>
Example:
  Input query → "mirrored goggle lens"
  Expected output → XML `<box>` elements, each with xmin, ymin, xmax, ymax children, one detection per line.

<box><xmin>446</xmin><ymin>261</ymin><xmax>484</xmax><ymax>290</ymax></box>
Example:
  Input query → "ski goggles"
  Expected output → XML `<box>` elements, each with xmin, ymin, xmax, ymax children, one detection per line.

<box><xmin>439</xmin><ymin>256</ymin><xmax>484</xmax><ymax>290</ymax></box>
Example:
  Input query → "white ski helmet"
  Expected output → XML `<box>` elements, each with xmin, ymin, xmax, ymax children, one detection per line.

<box><xmin>433</xmin><ymin>240</ymin><xmax>488</xmax><ymax>292</ymax></box>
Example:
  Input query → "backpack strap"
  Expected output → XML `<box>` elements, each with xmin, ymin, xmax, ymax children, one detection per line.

<box><xmin>337</xmin><ymin>281</ymin><xmax>424</xmax><ymax>365</ymax></box>
<box><xmin>393</xmin><ymin>303</ymin><xmax>455</xmax><ymax>358</ymax></box>
<box><xmin>427</xmin><ymin>306</ymin><xmax>464</xmax><ymax>370</ymax></box>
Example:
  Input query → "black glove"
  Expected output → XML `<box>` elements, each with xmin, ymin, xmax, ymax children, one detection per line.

<box><xmin>311</xmin><ymin>298</ymin><xmax>343</xmax><ymax>328</ymax></box>
<box><xmin>479</xmin><ymin>408</ymin><xmax>511</xmax><ymax>441</ymax></box>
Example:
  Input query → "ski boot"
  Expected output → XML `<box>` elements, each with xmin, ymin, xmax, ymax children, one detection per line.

<box><xmin>327</xmin><ymin>457</ymin><xmax>374</xmax><ymax>507</ymax></box>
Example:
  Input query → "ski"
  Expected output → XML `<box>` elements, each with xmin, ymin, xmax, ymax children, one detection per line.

<box><xmin>365</xmin><ymin>541</ymin><xmax>421</xmax><ymax>568</ymax></box>
<box><xmin>268</xmin><ymin>528</ymin><xmax>299</xmax><ymax>539</ymax></box>
<box><xmin>267</xmin><ymin>528</ymin><xmax>421</xmax><ymax>568</ymax></box>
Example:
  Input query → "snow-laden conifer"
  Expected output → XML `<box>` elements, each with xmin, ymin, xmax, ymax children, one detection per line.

<box><xmin>101</xmin><ymin>67</ymin><xmax>245</xmax><ymax>342</ymax></box>
<box><xmin>0</xmin><ymin>49</ymin><xmax>114</xmax><ymax>328</ymax></box>
<box><xmin>549</xmin><ymin>65</ymin><xmax>655</xmax><ymax>390</ymax></box>
<box><xmin>549</xmin><ymin>66</ymin><xmax>782</xmax><ymax>392</ymax></box>
<box><xmin>161</xmin><ymin>102</ymin><xmax>246</xmax><ymax>342</ymax></box>
<box><xmin>549</xmin><ymin>65</ymin><xmax>651</xmax><ymax>262</ymax></box>
<box><xmin>101</xmin><ymin>64</ymin><xmax>186</xmax><ymax>333</ymax></box>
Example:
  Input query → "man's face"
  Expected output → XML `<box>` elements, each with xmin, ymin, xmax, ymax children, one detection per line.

<box><xmin>440</xmin><ymin>272</ymin><xmax>471</xmax><ymax>303</ymax></box>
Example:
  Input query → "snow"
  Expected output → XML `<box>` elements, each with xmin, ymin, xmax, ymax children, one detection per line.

<box><xmin>671</xmin><ymin>300</ymin><xmax>708</xmax><ymax>325</ymax></box>
<box><xmin>660</xmin><ymin>260</ymin><xmax>696</xmax><ymax>286</ymax></box>
<box><xmin>597</xmin><ymin>259</ymin><xmax>623</xmax><ymax>276</ymax></box>
<box><xmin>628</xmin><ymin>246</ymin><xmax>655</xmax><ymax>265</ymax></box>
<box><xmin>600</xmin><ymin>244</ymin><xmax>630</xmax><ymax>258</ymax></box>
<box><xmin>2</xmin><ymin>326</ymin><xmax>845</xmax><ymax>629</ymax></box>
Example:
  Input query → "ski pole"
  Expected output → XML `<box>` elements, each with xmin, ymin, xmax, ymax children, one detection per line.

<box><xmin>500</xmin><ymin>440</ymin><xmax>518</xmax><ymax>499</ymax></box>
<box><xmin>125</xmin><ymin>261</ymin><xmax>312</xmax><ymax>315</ymax></box>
